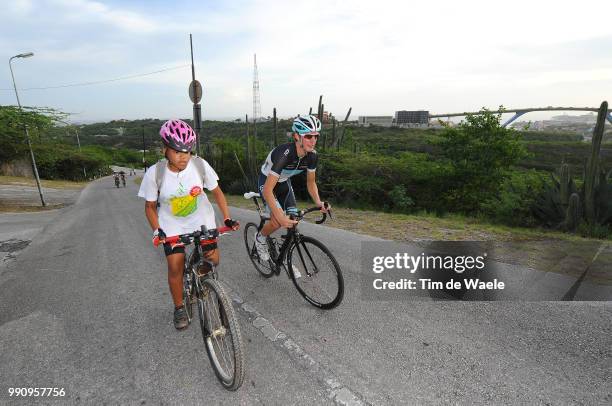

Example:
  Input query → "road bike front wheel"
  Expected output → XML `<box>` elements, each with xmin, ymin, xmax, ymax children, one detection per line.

<box><xmin>198</xmin><ymin>278</ymin><xmax>245</xmax><ymax>391</ymax></box>
<box><xmin>288</xmin><ymin>236</ymin><xmax>344</xmax><ymax>309</ymax></box>
<box><xmin>244</xmin><ymin>222</ymin><xmax>275</xmax><ymax>278</ymax></box>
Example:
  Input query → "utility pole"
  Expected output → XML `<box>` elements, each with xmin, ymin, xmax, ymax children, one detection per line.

<box><xmin>74</xmin><ymin>127</ymin><xmax>87</xmax><ymax>179</ymax></box>
<box><xmin>189</xmin><ymin>34</ymin><xmax>203</xmax><ymax>156</ymax></box>
<box><xmin>273</xmin><ymin>107</ymin><xmax>278</xmax><ymax>146</ymax></box>
<box><xmin>142</xmin><ymin>125</ymin><xmax>146</xmax><ymax>169</ymax></box>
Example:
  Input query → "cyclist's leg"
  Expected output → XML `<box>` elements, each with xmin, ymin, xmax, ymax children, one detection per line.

<box><xmin>199</xmin><ymin>247</ymin><xmax>219</xmax><ymax>275</ymax></box>
<box><xmin>260</xmin><ymin>179</ymin><xmax>292</xmax><ymax>237</ymax></box>
<box><xmin>203</xmin><ymin>247</ymin><xmax>219</xmax><ymax>265</ymax></box>
<box><xmin>258</xmin><ymin>173</ymin><xmax>282</xmax><ymax>237</ymax></box>
<box><xmin>165</xmin><ymin>243</ymin><xmax>189</xmax><ymax>329</ymax></box>
<box><xmin>164</xmin><ymin>243</ymin><xmax>186</xmax><ymax>308</ymax></box>
<box><xmin>283</xmin><ymin>178</ymin><xmax>298</xmax><ymax>217</ymax></box>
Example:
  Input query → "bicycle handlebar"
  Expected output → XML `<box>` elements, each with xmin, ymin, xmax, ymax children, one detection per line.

<box><xmin>153</xmin><ymin>225</ymin><xmax>233</xmax><ymax>247</ymax></box>
<box><xmin>291</xmin><ymin>206</ymin><xmax>331</xmax><ymax>224</ymax></box>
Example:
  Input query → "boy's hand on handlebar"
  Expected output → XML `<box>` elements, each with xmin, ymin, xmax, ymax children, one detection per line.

<box><xmin>224</xmin><ymin>218</ymin><xmax>240</xmax><ymax>231</ymax></box>
<box><xmin>152</xmin><ymin>228</ymin><xmax>166</xmax><ymax>245</ymax></box>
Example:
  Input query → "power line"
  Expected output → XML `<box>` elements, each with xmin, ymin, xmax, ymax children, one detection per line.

<box><xmin>1</xmin><ymin>64</ymin><xmax>190</xmax><ymax>91</ymax></box>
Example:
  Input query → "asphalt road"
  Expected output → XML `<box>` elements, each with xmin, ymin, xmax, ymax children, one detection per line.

<box><xmin>0</xmin><ymin>176</ymin><xmax>610</xmax><ymax>405</ymax></box>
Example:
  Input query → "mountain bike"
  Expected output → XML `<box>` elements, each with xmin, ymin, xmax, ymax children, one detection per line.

<box><xmin>154</xmin><ymin>225</ymin><xmax>245</xmax><ymax>391</ymax></box>
<box><xmin>243</xmin><ymin>192</ymin><xmax>344</xmax><ymax>309</ymax></box>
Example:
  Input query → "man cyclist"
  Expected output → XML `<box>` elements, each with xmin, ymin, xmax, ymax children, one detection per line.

<box><xmin>254</xmin><ymin>114</ymin><xmax>330</xmax><ymax>262</ymax></box>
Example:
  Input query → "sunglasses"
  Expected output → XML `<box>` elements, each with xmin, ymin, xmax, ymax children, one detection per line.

<box><xmin>302</xmin><ymin>133</ymin><xmax>319</xmax><ymax>140</ymax></box>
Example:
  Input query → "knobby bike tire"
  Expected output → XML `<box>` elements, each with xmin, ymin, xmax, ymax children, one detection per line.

<box><xmin>288</xmin><ymin>236</ymin><xmax>344</xmax><ymax>309</ymax></box>
<box><xmin>244</xmin><ymin>222</ymin><xmax>275</xmax><ymax>278</ymax></box>
<box><xmin>198</xmin><ymin>278</ymin><xmax>245</xmax><ymax>391</ymax></box>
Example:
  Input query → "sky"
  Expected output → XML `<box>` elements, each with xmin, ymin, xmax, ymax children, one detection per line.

<box><xmin>1</xmin><ymin>0</ymin><xmax>611</xmax><ymax>123</ymax></box>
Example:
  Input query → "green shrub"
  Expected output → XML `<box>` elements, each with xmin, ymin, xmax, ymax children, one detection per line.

<box><xmin>480</xmin><ymin>169</ymin><xmax>547</xmax><ymax>227</ymax></box>
<box><xmin>433</xmin><ymin>107</ymin><xmax>529</xmax><ymax>213</ymax></box>
<box><xmin>388</xmin><ymin>185</ymin><xmax>415</xmax><ymax>212</ymax></box>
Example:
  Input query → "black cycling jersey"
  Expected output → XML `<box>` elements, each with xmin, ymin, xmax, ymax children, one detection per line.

<box><xmin>260</xmin><ymin>142</ymin><xmax>317</xmax><ymax>183</ymax></box>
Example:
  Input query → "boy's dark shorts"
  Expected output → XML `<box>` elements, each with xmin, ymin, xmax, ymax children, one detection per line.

<box><xmin>163</xmin><ymin>242</ymin><xmax>185</xmax><ymax>257</ymax></box>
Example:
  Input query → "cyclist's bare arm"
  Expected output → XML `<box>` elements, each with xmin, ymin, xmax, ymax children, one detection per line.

<box><xmin>306</xmin><ymin>171</ymin><xmax>330</xmax><ymax>213</ymax></box>
<box><xmin>144</xmin><ymin>201</ymin><xmax>160</xmax><ymax>231</ymax></box>
<box><xmin>209</xmin><ymin>185</ymin><xmax>233</xmax><ymax>225</ymax></box>
<box><xmin>262</xmin><ymin>174</ymin><xmax>297</xmax><ymax>228</ymax></box>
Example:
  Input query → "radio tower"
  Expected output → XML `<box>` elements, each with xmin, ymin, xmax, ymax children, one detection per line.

<box><xmin>252</xmin><ymin>53</ymin><xmax>261</xmax><ymax>123</ymax></box>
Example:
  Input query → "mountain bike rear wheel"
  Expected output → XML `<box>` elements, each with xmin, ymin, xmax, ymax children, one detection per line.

<box><xmin>244</xmin><ymin>222</ymin><xmax>275</xmax><ymax>278</ymax></box>
<box><xmin>198</xmin><ymin>278</ymin><xmax>245</xmax><ymax>391</ymax></box>
<box><xmin>288</xmin><ymin>236</ymin><xmax>344</xmax><ymax>309</ymax></box>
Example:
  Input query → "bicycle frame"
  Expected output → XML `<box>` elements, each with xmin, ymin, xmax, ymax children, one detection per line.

<box><xmin>250</xmin><ymin>195</ymin><xmax>322</xmax><ymax>277</ymax></box>
<box><xmin>244</xmin><ymin>192</ymin><xmax>344</xmax><ymax>309</ymax></box>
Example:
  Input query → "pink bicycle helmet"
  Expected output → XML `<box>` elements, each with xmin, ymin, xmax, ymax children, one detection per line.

<box><xmin>159</xmin><ymin>119</ymin><xmax>196</xmax><ymax>152</ymax></box>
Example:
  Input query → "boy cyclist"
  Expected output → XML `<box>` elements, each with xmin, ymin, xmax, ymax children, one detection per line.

<box><xmin>254</xmin><ymin>115</ymin><xmax>330</xmax><ymax>262</ymax></box>
<box><xmin>138</xmin><ymin>119</ymin><xmax>239</xmax><ymax>330</ymax></box>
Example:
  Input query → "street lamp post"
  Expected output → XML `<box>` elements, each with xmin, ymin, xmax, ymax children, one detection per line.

<box><xmin>9</xmin><ymin>52</ymin><xmax>46</xmax><ymax>207</ymax></box>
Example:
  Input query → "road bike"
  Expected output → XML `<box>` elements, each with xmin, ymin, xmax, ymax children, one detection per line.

<box><xmin>155</xmin><ymin>225</ymin><xmax>245</xmax><ymax>391</ymax></box>
<box><xmin>243</xmin><ymin>192</ymin><xmax>344</xmax><ymax>309</ymax></box>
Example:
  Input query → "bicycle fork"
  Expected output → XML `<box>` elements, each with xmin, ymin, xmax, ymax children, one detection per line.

<box><xmin>197</xmin><ymin>276</ymin><xmax>228</xmax><ymax>340</ymax></box>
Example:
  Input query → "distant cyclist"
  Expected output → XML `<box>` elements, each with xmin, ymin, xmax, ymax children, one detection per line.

<box><xmin>120</xmin><ymin>171</ymin><xmax>126</xmax><ymax>187</ymax></box>
<box><xmin>254</xmin><ymin>115</ymin><xmax>330</xmax><ymax>261</ymax></box>
<box><xmin>137</xmin><ymin>119</ymin><xmax>239</xmax><ymax>330</ymax></box>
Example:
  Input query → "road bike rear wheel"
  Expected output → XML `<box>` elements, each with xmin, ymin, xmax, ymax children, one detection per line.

<box><xmin>244</xmin><ymin>222</ymin><xmax>275</xmax><ymax>278</ymax></box>
<box><xmin>288</xmin><ymin>236</ymin><xmax>344</xmax><ymax>309</ymax></box>
<box><xmin>198</xmin><ymin>278</ymin><xmax>245</xmax><ymax>391</ymax></box>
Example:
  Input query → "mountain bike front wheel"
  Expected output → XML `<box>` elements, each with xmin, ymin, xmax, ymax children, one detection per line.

<box><xmin>288</xmin><ymin>236</ymin><xmax>344</xmax><ymax>309</ymax></box>
<box><xmin>198</xmin><ymin>278</ymin><xmax>245</xmax><ymax>391</ymax></box>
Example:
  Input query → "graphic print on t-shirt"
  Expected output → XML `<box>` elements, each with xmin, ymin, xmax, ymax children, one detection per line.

<box><xmin>168</xmin><ymin>183</ymin><xmax>198</xmax><ymax>217</ymax></box>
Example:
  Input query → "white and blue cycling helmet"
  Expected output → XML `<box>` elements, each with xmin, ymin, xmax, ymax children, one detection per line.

<box><xmin>292</xmin><ymin>115</ymin><xmax>321</xmax><ymax>135</ymax></box>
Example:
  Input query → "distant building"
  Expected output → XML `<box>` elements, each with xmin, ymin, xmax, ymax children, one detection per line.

<box><xmin>394</xmin><ymin>110</ymin><xmax>429</xmax><ymax>126</ymax></box>
<box><xmin>550</xmin><ymin>113</ymin><xmax>596</xmax><ymax>124</ymax></box>
<box><xmin>358</xmin><ymin>116</ymin><xmax>393</xmax><ymax>127</ymax></box>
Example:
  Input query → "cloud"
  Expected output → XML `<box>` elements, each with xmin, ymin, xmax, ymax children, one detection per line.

<box><xmin>2</xmin><ymin>0</ymin><xmax>612</xmax><ymax>120</ymax></box>
<box><xmin>49</xmin><ymin>0</ymin><xmax>158</xmax><ymax>33</ymax></box>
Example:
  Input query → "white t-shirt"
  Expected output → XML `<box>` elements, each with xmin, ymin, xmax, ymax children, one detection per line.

<box><xmin>138</xmin><ymin>158</ymin><xmax>219</xmax><ymax>237</ymax></box>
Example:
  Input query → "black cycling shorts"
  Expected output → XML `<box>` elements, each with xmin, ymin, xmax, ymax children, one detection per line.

<box><xmin>258</xmin><ymin>173</ymin><xmax>297</xmax><ymax>215</ymax></box>
<box><xmin>163</xmin><ymin>243</ymin><xmax>185</xmax><ymax>257</ymax></box>
<box><xmin>163</xmin><ymin>241</ymin><xmax>218</xmax><ymax>257</ymax></box>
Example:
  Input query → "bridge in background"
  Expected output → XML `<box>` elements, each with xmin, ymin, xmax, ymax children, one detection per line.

<box><xmin>429</xmin><ymin>107</ymin><xmax>612</xmax><ymax>127</ymax></box>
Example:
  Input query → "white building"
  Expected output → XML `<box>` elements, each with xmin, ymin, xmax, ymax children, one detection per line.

<box><xmin>357</xmin><ymin>116</ymin><xmax>393</xmax><ymax>127</ymax></box>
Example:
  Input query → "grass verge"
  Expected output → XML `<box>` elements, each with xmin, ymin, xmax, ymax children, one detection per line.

<box><xmin>0</xmin><ymin>175</ymin><xmax>87</xmax><ymax>189</ymax></box>
<box><xmin>224</xmin><ymin>194</ymin><xmax>611</xmax><ymax>285</ymax></box>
